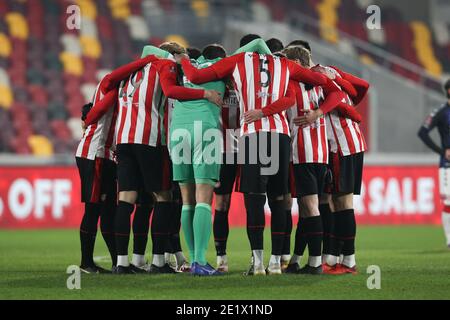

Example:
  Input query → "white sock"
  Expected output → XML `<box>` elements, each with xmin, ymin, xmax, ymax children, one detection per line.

<box><xmin>281</xmin><ymin>254</ymin><xmax>291</xmax><ymax>262</ymax></box>
<box><xmin>289</xmin><ymin>254</ymin><xmax>302</xmax><ymax>265</ymax></box>
<box><xmin>217</xmin><ymin>255</ymin><xmax>228</xmax><ymax>265</ymax></box>
<box><xmin>326</xmin><ymin>255</ymin><xmax>338</xmax><ymax>266</ymax></box>
<box><xmin>308</xmin><ymin>256</ymin><xmax>322</xmax><ymax>268</ymax></box>
<box><xmin>342</xmin><ymin>254</ymin><xmax>356</xmax><ymax>268</ymax></box>
<box><xmin>269</xmin><ymin>255</ymin><xmax>281</xmax><ymax>266</ymax></box>
<box><xmin>164</xmin><ymin>252</ymin><xmax>171</xmax><ymax>264</ymax></box>
<box><xmin>117</xmin><ymin>255</ymin><xmax>129</xmax><ymax>267</ymax></box>
<box><xmin>252</xmin><ymin>250</ymin><xmax>264</xmax><ymax>267</ymax></box>
<box><xmin>442</xmin><ymin>212</ymin><xmax>450</xmax><ymax>245</ymax></box>
<box><xmin>175</xmin><ymin>251</ymin><xmax>186</xmax><ymax>265</ymax></box>
<box><xmin>152</xmin><ymin>254</ymin><xmax>165</xmax><ymax>267</ymax></box>
<box><xmin>339</xmin><ymin>254</ymin><xmax>344</xmax><ymax>264</ymax></box>
<box><xmin>131</xmin><ymin>254</ymin><xmax>145</xmax><ymax>267</ymax></box>
<box><xmin>322</xmin><ymin>254</ymin><xmax>330</xmax><ymax>264</ymax></box>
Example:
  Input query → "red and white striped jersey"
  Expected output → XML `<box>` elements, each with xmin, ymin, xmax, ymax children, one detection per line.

<box><xmin>287</xmin><ymin>82</ymin><xmax>329</xmax><ymax>164</ymax></box>
<box><xmin>323</xmin><ymin>67</ymin><xmax>367</xmax><ymax>156</ymax></box>
<box><xmin>229</xmin><ymin>53</ymin><xmax>290</xmax><ymax>137</ymax></box>
<box><xmin>115</xmin><ymin>62</ymin><xmax>165</xmax><ymax>147</ymax></box>
<box><xmin>221</xmin><ymin>89</ymin><xmax>240</xmax><ymax>153</ymax></box>
<box><xmin>76</xmin><ymin>80</ymin><xmax>117</xmax><ymax>161</ymax></box>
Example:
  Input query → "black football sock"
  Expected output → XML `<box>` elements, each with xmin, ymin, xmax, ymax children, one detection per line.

<box><xmin>282</xmin><ymin>209</ymin><xmax>292</xmax><ymax>256</ymax></box>
<box><xmin>244</xmin><ymin>194</ymin><xmax>266</xmax><ymax>250</ymax></box>
<box><xmin>115</xmin><ymin>201</ymin><xmax>134</xmax><ymax>256</ymax></box>
<box><xmin>306</xmin><ymin>215</ymin><xmax>323</xmax><ymax>266</ymax></box>
<box><xmin>133</xmin><ymin>204</ymin><xmax>152</xmax><ymax>256</ymax></box>
<box><xmin>330</xmin><ymin>210</ymin><xmax>352</xmax><ymax>261</ymax></box>
<box><xmin>293</xmin><ymin>217</ymin><xmax>308</xmax><ymax>257</ymax></box>
<box><xmin>319</xmin><ymin>203</ymin><xmax>332</xmax><ymax>256</ymax></box>
<box><xmin>99</xmin><ymin>199</ymin><xmax>117</xmax><ymax>266</ymax></box>
<box><xmin>169</xmin><ymin>201</ymin><xmax>183</xmax><ymax>254</ymax></box>
<box><xmin>268</xmin><ymin>199</ymin><xmax>287</xmax><ymax>256</ymax></box>
<box><xmin>151</xmin><ymin>201</ymin><xmax>172</xmax><ymax>257</ymax></box>
<box><xmin>337</xmin><ymin>209</ymin><xmax>356</xmax><ymax>257</ymax></box>
<box><xmin>329</xmin><ymin>211</ymin><xmax>340</xmax><ymax>257</ymax></box>
<box><xmin>80</xmin><ymin>203</ymin><xmax>101</xmax><ymax>267</ymax></box>
<box><xmin>213</xmin><ymin>209</ymin><xmax>229</xmax><ymax>256</ymax></box>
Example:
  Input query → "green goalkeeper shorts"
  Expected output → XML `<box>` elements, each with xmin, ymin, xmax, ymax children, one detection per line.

<box><xmin>169</xmin><ymin>121</ymin><xmax>221</xmax><ymax>183</ymax></box>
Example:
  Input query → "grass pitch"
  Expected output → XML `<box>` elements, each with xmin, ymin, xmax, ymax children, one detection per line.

<box><xmin>0</xmin><ymin>226</ymin><xmax>449</xmax><ymax>300</ymax></box>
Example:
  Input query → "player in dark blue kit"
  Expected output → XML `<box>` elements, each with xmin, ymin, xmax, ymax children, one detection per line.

<box><xmin>418</xmin><ymin>79</ymin><xmax>450</xmax><ymax>248</ymax></box>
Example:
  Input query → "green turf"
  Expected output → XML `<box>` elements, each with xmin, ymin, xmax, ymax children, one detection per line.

<box><xmin>0</xmin><ymin>226</ymin><xmax>449</xmax><ymax>300</ymax></box>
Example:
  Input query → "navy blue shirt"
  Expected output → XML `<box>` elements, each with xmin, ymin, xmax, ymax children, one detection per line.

<box><xmin>420</xmin><ymin>103</ymin><xmax>450</xmax><ymax>167</ymax></box>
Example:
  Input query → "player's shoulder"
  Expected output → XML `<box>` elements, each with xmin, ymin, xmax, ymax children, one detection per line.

<box><xmin>423</xmin><ymin>104</ymin><xmax>447</xmax><ymax>127</ymax></box>
<box><xmin>429</xmin><ymin>104</ymin><xmax>448</xmax><ymax>117</ymax></box>
<box><xmin>154</xmin><ymin>58</ymin><xmax>177</xmax><ymax>72</ymax></box>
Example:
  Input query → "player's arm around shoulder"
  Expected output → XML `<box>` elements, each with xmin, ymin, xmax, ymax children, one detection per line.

<box><xmin>158</xmin><ymin>58</ymin><xmax>223</xmax><ymax>107</ymax></box>
<box><xmin>84</xmin><ymin>88</ymin><xmax>119</xmax><ymax>126</ymax></box>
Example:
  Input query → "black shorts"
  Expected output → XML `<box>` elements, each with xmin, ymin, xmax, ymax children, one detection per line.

<box><xmin>215</xmin><ymin>153</ymin><xmax>238</xmax><ymax>195</ymax></box>
<box><xmin>329</xmin><ymin>152</ymin><xmax>364</xmax><ymax>195</ymax></box>
<box><xmin>236</xmin><ymin>132</ymin><xmax>290</xmax><ymax>197</ymax></box>
<box><xmin>116</xmin><ymin>144</ymin><xmax>172</xmax><ymax>193</ymax></box>
<box><xmin>76</xmin><ymin>157</ymin><xmax>117</xmax><ymax>203</ymax></box>
<box><xmin>292</xmin><ymin>163</ymin><xmax>327</xmax><ymax>197</ymax></box>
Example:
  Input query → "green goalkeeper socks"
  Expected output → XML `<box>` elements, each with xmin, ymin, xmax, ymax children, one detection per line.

<box><xmin>181</xmin><ymin>205</ymin><xmax>195</xmax><ymax>262</ymax></box>
<box><xmin>193</xmin><ymin>203</ymin><xmax>213</xmax><ymax>266</ymax></box>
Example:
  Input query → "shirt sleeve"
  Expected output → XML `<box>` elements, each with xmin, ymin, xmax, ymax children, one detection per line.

<box><xmin>261</xmin><ymin>82</ymin><xmax>296</xmax><ymax>117</ymax></box>
<box><xmin>287</xmin><ymin>60</ymin><xmax>328</xmax><ymax>87</ymax></box>
<box><xmin>101</xmin><ymin>55</ymin><xmax>157</xmax><ymax>93</ymax></box>
<box><xmin>335</xmin><ymin>103</ymin><xmax>362</xmax><ymax>123</ymax></box>
<box><xmin>333</xmin><ymin>76</ymin><xmax>357</xmax><ymax>98</ymax></box>
<box><xmin>418</xmin><ymin>108</ymin><xmax>442</xmax><ymax>155</ymax></box>
<box><xmin>181</xmin><ymin>54</ymin><xmax>242</xmax><ymax>84</ymax></box>
<box><xmin>331</xmin><ymin>66</ymin><xmax>369</xmax><ymax>105</ymax></box>
<box><xmin>84</xmin><ymin>89</ymin><xmax>118</xmax><ymax>126</ymax></box>
<box><xmin>157</xmin><ymin>60</ymin><xmax>205</xmax><ymax>100</ymax></box>
<box><xmin>319</xmin><ymin>79</ymin><xmax>346</xmax><ymax>114</ymax></box>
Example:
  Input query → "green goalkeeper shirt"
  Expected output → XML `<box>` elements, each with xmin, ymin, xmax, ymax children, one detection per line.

<box><xmin>172</xmin><ymin>56</ymin><xmax>225</xmax><ymax>127</ymax></box>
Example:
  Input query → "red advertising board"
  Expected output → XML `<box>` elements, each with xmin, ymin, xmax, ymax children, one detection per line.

<box><xmin>0</xmin><ymin>165</ymin><xmax>442</xmax><ymax>229</ymax></box>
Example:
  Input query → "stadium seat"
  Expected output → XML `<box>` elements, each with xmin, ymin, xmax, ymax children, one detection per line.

<box><xmin>81</xmin><ymin>83</ymin><xmax>97</xmax><ymax>102</ymax></box>
<box><xmin>0</xmin><ymin>68</ymin><xmax>10</xmax><ymax>86</ymax></box>
<box><xmin>68</xmin><ymin>117</ymin><xmax>83</xmax><ymax>141</ymax></box>
<box><xmin>80</xmin><ymin>18</ymin><xmax>98</xmax><ymax>38</ymax></box>
<box><xmin>125</xmin><ymin>16</ymin><xmax>151</xmax><ymax>41</ymax></box>
<box><xmin>0</xmin><ymin>33</ymin><xmax>11</xmax><ymax>58</ymax></box>
<box><xmin>108</xmin><ymin>0</ymin><xmax>132</xmax><ymax>20</ymax></box>
<box><xmin>317</xmin><ymin>0</ymin><xmax>340</xmax><ymax>44</ymax></box>
<box><xmin>5</xmin><ymin>12</ymin><xmax>29</xmax><ymax>40</ymax></box>
<box><xmin>28</xmin><ymin>135</ymin><xmax>54</xmax><ymax>156</ymax></box>
<box><xmin>251</xmin><ymin>1</ymin><xmax>271</xmax><ymax>22</ymax></box>
<box><xmin>60</xmin><ymin>34</ymin><xmax>82</xmax><ymax>56</ymax></box>
<box><xmin>80</xmin><ymin>36</ymin><xmax>102</xmax><ymax>59</ymax></box>
<box><xmin>76</xmin><ymin>0</ymin><xmax>98</xmax><ymax>20</ymax></box>
<box><xmin>191</xmin><ymin>0</ymin><xmax>209</xmax><ymax>18</ymax></box>
<box><xmin>0</xmin><ymin>85</ymin><xmax>13</xmax><ymax>109</ymax></box>
<box><xmin>59</xmin><ymin>52</ymin><xmax>84</xmax><ymax>76</ymax></box>
<box><xmin>410</xmin><ymin>21</ymin><xmax>443</xmax><ymax>77</ymax></box>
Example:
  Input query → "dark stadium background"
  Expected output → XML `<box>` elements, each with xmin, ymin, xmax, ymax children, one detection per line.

<box><xmin>0</xmin><ymin>0</ymin><xmax>448</xmax><ymax>228</ymax></box>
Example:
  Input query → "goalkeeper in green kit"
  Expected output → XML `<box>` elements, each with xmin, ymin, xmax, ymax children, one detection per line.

<box><xmin>170</xmin><ymin>44</ymin><xmax>227</xmax><ymax>276</ymax></box>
